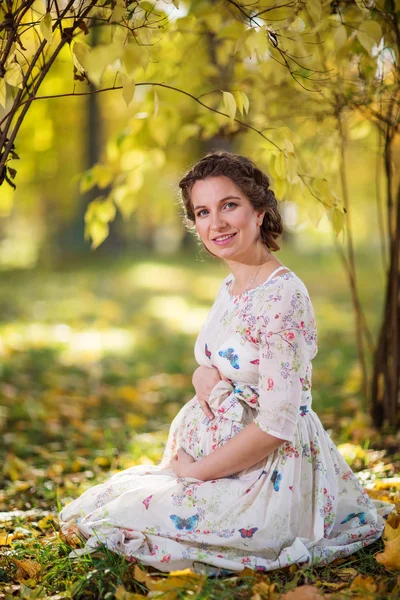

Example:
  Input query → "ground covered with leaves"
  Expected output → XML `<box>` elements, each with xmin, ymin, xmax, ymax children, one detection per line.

<box><xmin>0</xmin><ymin>253</ymin><xmax>399</xmax><ymax>599</ymax></box>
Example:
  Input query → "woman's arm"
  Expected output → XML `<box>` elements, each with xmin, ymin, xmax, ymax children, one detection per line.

<box><xmin>173</xmin><ymin>422</ymin><xmax>284</xmax><ymax>481</ymax></box>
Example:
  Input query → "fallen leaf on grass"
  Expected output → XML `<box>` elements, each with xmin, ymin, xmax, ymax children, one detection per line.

<box><xmin>251</xmin><ymin>580</ymin><xmax>277</xmax><ymax>600</ymax></box>
<box><xmin>280</xmin><ymin>585</ymin><xmax>322</xmax><ymax>599</ymax></box>
<box><xmin>115</xmin><ymin>584</ymin><xmax>148</xmax><ymax>599</ymax></box>
<box><xmin>315</xmin><ymin>581</ymin><xmax>347</xmax><ymax>591</ymax></box>
<box><xmin>10</xmin><ymin>558</ymin><xmax>41</xmax><ymax>581</ymax></box>
<box><xmin>0</xmin><ymin>532</ymin><xmax>15</xmax><ymax>545</ymax></box>
<box><xmin>132</xmin><ymin>565</ymin><xmax>205</xmax><ymax>598</ymax></box>
<box><xmin>336</xmin><ymin>567</ymin><xmax>358</xmax><ymax>581</ymax></box>
<box><xmin>375</xmin><ymin>515</ymin><xmax>400</xmax><ymax>570</ymax></box>
<box><xmin>37</xmin><ymin>514</ymin><xmax>57</xmax><ymax>531</ymax></box>
<box><xmin>349</xmin><ymin>574</ymin><xmax>377</xmax><ymax>594</ymax></box>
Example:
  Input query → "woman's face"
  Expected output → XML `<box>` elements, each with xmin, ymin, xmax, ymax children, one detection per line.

<box><xmin>191</xmin><ymin>176</ymin><xmax>265</xmax><ymax>261</ymax></box>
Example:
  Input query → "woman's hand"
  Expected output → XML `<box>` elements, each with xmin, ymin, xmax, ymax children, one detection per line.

<box><xmin>171</xmin><ymin>448</ymin><xmax>196</xmax><ymax>478</ymax></box>
<box><xmin>192</xmin><ymin>365</ymin><xmax>230</xmax><ymax>420</ymax></box>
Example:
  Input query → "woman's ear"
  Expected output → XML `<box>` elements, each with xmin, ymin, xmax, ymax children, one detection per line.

<box><xmin>257</xmin><ymin>211</ymin><xmax>266</xmax><ymax>226</ymax></box>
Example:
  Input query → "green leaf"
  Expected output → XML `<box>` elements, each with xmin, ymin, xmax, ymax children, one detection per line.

<box><xmin>0</xmin><ymin>78</ymin><xmax>7</xmax><ymax>109</ymax></box>
<box><xmin>222</xmin><ymin>91</ymin><xmax>236</xmax><ymax>120</ymax></box>
<box><xmin>39</xmin><ymin>12</ymin><xmax>52</xmax><ymax>42</ymax></box>
<box><xmin>172</xmin><ymin>0</ymin><xmax>179</xmax><ymax>7</ymax></box>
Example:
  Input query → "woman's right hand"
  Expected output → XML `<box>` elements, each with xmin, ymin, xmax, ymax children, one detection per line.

<box><xmin>192</xmin><ymin>365</ymin><xmax>229</xmax><ymax>420</ymax></box>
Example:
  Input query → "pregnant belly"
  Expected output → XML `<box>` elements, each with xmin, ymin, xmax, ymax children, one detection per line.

<box><xmin>169</xmin><ymin>394</ymin><xmax>254</xmax><ymax>461</ymax></box>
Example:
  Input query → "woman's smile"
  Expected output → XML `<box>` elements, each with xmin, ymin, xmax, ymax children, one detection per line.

<box><xmin>212</xmin><ymin>232</ymin><xmax>237</xmax><ymax>246</ymax></box>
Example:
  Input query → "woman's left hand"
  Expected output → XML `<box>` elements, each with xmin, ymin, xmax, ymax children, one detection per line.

<box><xmin>171</xmin><ymin>448</ymin><xmax>196</xmax><ymax>478</ymax></box>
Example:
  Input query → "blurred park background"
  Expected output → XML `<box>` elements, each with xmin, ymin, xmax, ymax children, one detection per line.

<box><xmin>0</xmin><ymin>0</ymin><xmax>399</xmax><ymax>512</ymax></box>
<box><xmin>1</xmin><ymin>1</ymin><xmax>400</xmax><ymax>595</ymax></box>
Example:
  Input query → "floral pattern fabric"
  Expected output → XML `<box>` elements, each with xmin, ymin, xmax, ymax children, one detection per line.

<box><xmin>59</xmin><ymin>268</ymin><xmax>393</xmax><ymax>575</ymax></box>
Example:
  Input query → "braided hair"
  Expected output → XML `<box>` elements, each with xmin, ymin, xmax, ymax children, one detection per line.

<box><xmin>178</xmin><ymin>150</ymin><xmax>283</xmax><ymax>252</ymax></box>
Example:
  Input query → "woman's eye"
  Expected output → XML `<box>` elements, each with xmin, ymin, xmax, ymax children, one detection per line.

<box><xmin>196</xmin><ymin>203</ymin><xmax>237</xmax><ymax>218</ymax></box>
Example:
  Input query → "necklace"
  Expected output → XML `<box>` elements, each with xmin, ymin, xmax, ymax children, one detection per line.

<box><xmin>229</xmin><ymin>251</ymin><xmax>270</xmax><ymax>297</ymax></box>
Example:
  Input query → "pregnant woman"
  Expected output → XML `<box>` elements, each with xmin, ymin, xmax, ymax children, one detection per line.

<box><xmin>59</xmin><ymin>151</ymin><xmax>392</xmax><ymax>574</ymax></box>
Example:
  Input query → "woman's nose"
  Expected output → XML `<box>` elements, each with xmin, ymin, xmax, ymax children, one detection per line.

<box><xmin>210</xmin><ymin>211</ymin><xmax>226</xmax><ymax>229</ymax></box>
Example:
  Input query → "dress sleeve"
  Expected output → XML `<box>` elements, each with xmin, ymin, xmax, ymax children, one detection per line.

<box><xmin>253</xmin><ymin>281</ymin><xmax>318</xmax><ymax>442</ymax></box>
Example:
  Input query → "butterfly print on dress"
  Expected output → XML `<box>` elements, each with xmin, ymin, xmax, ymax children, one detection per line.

<box><xmin>340</xmin><ymin>512</ymin><xmax>367</xmax><ymax>525</ymax></box>
<box><xmin>142</xmin><ymin>495</ymin><xmax>153</xmax><ymax>510</ymax></box>
<box><xmin>170</xmin><ymin>514</ymin><xmax>200</xmax><ymax>531</ymax></box>
<box><xmin>271</xmin><ymin>469</ymin><xmax>282</xmax><ymax>491</ymax></box>
<box><xmin>218</xmin><ymin>347</ymin><xmax>240</xmax><ymax>369</ymax></box>
<box><xmin>238</xmin><ymin>527</ymin><xmax>258</xmax><ymax>538</ymax></box>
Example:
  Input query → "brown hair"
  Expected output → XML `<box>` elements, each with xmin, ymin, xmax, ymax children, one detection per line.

<box><xmin>178</xmin><ymin>150</ymin><xmax>283</xmax><ymax>253</ymax></box>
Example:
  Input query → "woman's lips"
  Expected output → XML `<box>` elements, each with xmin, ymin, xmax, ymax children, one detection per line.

<box><xmin>212</xmin><ymin>233</ymin><xmax>237</xmax><ymax>246</ymax></box>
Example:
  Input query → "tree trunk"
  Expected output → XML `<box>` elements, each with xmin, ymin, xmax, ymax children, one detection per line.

<box><xmin>371</xmin><ymin>131</ymin><xmax>400</xmax><ymax>429</ymax></box>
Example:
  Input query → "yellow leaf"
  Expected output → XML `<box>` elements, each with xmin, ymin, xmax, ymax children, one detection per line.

<box><xmin>0</xmin><ymin>532</ymin><xmax>15</xmax><ymax>546</ymax></box>
<box><xmin>281</xmin><ymin>584</ymin><xmax>322</xmax><ymax>599</ymax></box>
<box><xmin>234</xmin><ymin>90</ymin><xmax>249</xmax><ymax>116</ymax></box>
<box><xmin>234</xmin><ymin>28</ymin><xmax>253</xmax><ymax>55</ymax></box>
<box><xmin>360</xmin><ymin>20</ymin><xmax>382</xmax><ymax>44</ymax></box>
<box><xmin>11</xmin><ymin>558</ymin><xmax>41</xmax><ymax>581</ymax></box>
<box><xmin>336</xmin><ymin>567</ymin><xmax>358</xmax><ymax>580</ymax></box>
<box><xmin>115</xmin><ymin>584</ymin><xmax>147</xmax><ymax>599</ymax></box>
<box><xmin>140</xmin><ymin>1</ymin><xmax>155</xmax><ymax>12</ymax></box>
<box><xmin>153</xmin><ymin>87</ymin><xmax>159</xmax><ymax>119</ymax></box>
<box><xmin>122</xmin><ymin>44</ymin><xmax>141</xmax><ymax>78</ymax></box>
<box><xmin>72</xmin><ymin>41</ymin><xmax>89</xmax><ymax>74</ymax></box>
<box><xmin>37</xmin><ymin>515</ymin><xmax>56</xmax><ymax>531</ymax></box>
<box><xmin>121</xmin><ymin>74</ymin><xmax>136</xmax><ymax>107</ymax></box>
<box><xmin>85</xmin><ymin>220</ymin><xmax>109</xmax><ymax>250</ymax></box>
<box><xmin>357</xmin><ymin>20</ymin><xmax>382</xmax><ymax>56</ymax></box>
<box><xmin>376</xmin><ymin>518</ymin><xmax>400</xmax><ymax>570</ymax></box>
<box><xmin>334</xmin><ymin>25</ymin><xmax>347</xmax><ymax>49</ymax></box>
<box><xmin>83</xmin><ymin>44</ymin><xmax>120</xmax><ymax>87</ymax></box>
<box><xmin>0</xmin><ymin>78</ymin><xmax>7</xmax><ymax>108</ymax></box>
<box><xmin>222</xmin><ymin>91</ymin><xmax>236</xmax><ymax>120</ymax></box>
<box><xmin>307</xmin><ymin>0</ymin><xmax>322</xmax><ymax>21</ymax></box>
<box><xmin>40</xmin><ymin>12</ymin><xmax>52</xmax><ymax>42</ymax></box>
<box><xmin>4</xmin><ymin>63</ymin><xmax>23</xmax><ymax>89</ymax></box>
<box><xmin>274</xmin><ymin>153</ymin><xmax>286</xmax><ymax>179</ymax></box>
<box><xmin>286</xmin><ymin>154</ymin><xmax>297</xmax><ymax>184</ymax></box>
<box><xmin>349</xmin><ymin>574</ymin><xmax>378</xmax><ymax>593</ymax></box>
<box><xmin>330</xmin><ymin>206</ymin><xmax>345</xmax><ymax>236</ymax></box>
<box><xmin>111</xmin><ymin>1</ymin><xmax>126</xmax><ymax>23</ymax></box>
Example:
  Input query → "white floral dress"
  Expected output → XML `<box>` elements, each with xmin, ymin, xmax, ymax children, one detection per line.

<box><xmin>59</xmin><ymin>267</ymin><xmax>393</xmax><ymax>575</ymax></box>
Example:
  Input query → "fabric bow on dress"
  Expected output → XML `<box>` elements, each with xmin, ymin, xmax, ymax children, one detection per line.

<box><xmin>207</xmin><ymin>380</ymin><xmax>259</xmax><ymax>423</ymax></box>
